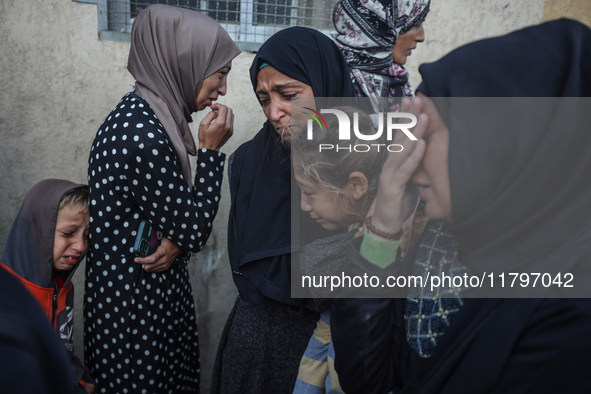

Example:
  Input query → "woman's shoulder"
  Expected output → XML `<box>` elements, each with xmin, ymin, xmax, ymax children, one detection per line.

<box><xmin>95</xmin><ymin>93</ymin><xmax>168</xmax><ymax>143</ymax></box>
<box><xmin>89</xmin><ymin>93</ymin><xmax>175</xmax><ymax>169</ymax></box>
<box><xmin>106</xmin><ymin>93</ymin><xmax>160</xmax><ymax>127</ymax></box>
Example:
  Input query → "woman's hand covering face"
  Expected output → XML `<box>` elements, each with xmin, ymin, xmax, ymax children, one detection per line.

<box><xmin>367</xmin><ymin>97</ymin><xmax>427</xmax><ymax>239</ymax></box>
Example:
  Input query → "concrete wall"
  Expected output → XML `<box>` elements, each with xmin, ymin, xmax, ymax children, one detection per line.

<box><xmin>541</xmin><ymin>0</ymin><xmax>591</xmax><ymax>27</ymax></box>
<box><xmin>3</xmin><ymin>0</ymin><xmax>586</xmax><ymax>390</ymax></box>
<box><xmin>407</xmin><ymin>0</ymin><xmax>546</xmax><ymax>89</ymax></box>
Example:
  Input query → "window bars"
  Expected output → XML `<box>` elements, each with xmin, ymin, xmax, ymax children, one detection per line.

<box><xmin>91</xmin><ymin>0</ymin><xmax>336</xmax><ymax>50</ymax></box>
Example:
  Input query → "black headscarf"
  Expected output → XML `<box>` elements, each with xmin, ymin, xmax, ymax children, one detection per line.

<box><xmin>249</xmin><ymin>27</ymin><xmax>355</xmax><ymax>97</ymax></box>
<box><xmin>401</xmin><ymin>19</ymin><xmax>591</xmax><ymax>393</ymax></box>
<box><xmin>228</xmin><ymin>27</ymin><xmax>354</xmax><ymax>305</ymax></box>
<box><xmin>416</xmin><ymin>19</ymin><xmax>591</xmax><ymax>290</ymax></box>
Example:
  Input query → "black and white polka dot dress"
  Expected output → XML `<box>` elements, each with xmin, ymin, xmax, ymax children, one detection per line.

<box><xmin>84</xmin><ymin>92</ymin><xmax>224</xmax><ymax>393</ymax></box>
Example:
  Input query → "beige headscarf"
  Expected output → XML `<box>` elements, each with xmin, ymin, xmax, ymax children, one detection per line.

<box><xmin>127</xmin><ymin>4</ymin><xmax>241</xmax><ymax>187</ymax></box>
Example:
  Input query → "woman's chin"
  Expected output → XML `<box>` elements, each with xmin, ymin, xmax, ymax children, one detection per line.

<box><xmin>423</xmin><ymin>203</ymin><xmax>452</xmax><ymax>223</ymax></box>
<box><xmin>197</xmin><ymin>100</ymin><xmax>212</xmax><ymax>110</ymax></box>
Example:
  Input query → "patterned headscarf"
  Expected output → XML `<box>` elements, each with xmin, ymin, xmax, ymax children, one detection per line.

<box><xmin>333</xmin><ymin>0</ymin><xmax>430</xmax><ymax>100</ymax></box>
<box><xmin>128</xmin><ymin>4</ymin><xmax>240</xmax><ymax>186</ymax></box>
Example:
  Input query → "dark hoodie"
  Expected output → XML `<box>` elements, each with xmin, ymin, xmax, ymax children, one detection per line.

<box><xmin>0</xmin><ymin>179</ymin><xmax>94</xmax><ymax>392</ymax></box>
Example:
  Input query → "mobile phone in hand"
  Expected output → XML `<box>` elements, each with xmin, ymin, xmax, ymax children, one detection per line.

<box><xmin>133</xmin><ymin>220</ymin><xmax>160</xmax><ymax>257</ymax></box>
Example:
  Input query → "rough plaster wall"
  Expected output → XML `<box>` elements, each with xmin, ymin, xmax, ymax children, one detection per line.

<box><xmin>541</xmin><ymin>0</ymin><xmax>591</xmax><ymax>27</ymax></box>
<box><xmin>406</xmin><ymin>0</ymin><xmax>546</xmax><ymax>90</ymax></box>
<box><xmin>3</xmin><ymin>0</ymin><xmax>579</xmax><ymax>391</ymax></box>
<box><xmin>0</xmin><ymin>0</ymin><xmax>132</xmax><ymax>243</ymax></box>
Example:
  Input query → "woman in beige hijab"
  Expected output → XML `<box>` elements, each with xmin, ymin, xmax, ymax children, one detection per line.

<box><xmin>84</xmin><ymin>4</ymin><xmax>240</xmax><ymax>392</ymax></box>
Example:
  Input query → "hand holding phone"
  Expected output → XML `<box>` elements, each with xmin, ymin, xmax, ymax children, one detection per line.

<box><xmin>133</xmin><ymin>220</ymin><xmax>161</xmax><ymax>257</ymax></box>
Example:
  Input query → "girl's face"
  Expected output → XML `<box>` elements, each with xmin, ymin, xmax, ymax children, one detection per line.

<box><xmin>53</xmin><ymin>203</ymin><xmax>90</xmax><ymax>271</ymax></box>
<box><xmin>294</xmin><ymin>164</ymin><xmax>366</xmax><ymax>231</ymax></box>
<box><xmin>256</xmin><ymin>66</ymin><xmax>314</xmax><ymax>142</ymax></box>
<box><xmin>411</xmin><ymin>93</ymin><xmax>452</xmax><ymax>221</ymax></box>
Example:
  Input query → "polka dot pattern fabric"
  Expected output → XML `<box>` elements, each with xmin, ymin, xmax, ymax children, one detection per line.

<box><xmin>84</xmin><ymin>92</ymin><xmax>225</xmax><ymax>393</ymax></box>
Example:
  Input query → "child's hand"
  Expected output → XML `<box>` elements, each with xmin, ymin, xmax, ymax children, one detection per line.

<box><xmin>198</xmin><ymin>103</ymin><xmax>234</xmax><ymax>150</ymax></box>
<box><xmin>85</xmin><ymin>383</ymin><xmax>95</xmax><ymax>394</ymax></box>
<box><xmin>134</xmin><ymin>237</ymin><xmax>183</xmax><ymax>272</ymax></box>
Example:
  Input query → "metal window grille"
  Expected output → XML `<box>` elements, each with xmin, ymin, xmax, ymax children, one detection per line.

<box><xmin>75</xmin><ymin>0</ymin><xmax>336</xmax><ymax>51</ymax></box>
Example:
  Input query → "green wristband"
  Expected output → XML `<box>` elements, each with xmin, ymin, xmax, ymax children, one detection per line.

<box><xmin>359</xmin><ymin>229</ymin><xmax>401</xmax><ymax>269</ymax></box>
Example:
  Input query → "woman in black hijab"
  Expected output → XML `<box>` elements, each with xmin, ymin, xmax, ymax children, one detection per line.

<box><xmin>212</xmin><ymin>27</ymin><xmax>354</xmax><ymax>393</ymax></box>
<box><xmin>331</xmin><ymin>18</ymin><xmax>591</xmax><ymax>393</ymax></box>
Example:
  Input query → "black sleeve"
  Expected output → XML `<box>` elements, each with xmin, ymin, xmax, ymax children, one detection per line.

<box><xmin>0</xmin><ymin>268</ymin><xmax>76</xmax><ymax>394</ymax></box>
<box><xmin>403</xmin><ymin>298</ymin><xmax>591</xmax><ymax>394</ymax></box>
<box><xmin>125</xmin><ymin>131</ymin><xmax>225</xmax><ymax>253</ymax></box>
<box><xmin>331</xmin><ymin>240</ymin><xmax>416</xmax><ymax>394</ymax></box>
<box><xmin>490</xmin><ymin>298</ymin><xmax>591</xmax><ymax>394</ymax></box>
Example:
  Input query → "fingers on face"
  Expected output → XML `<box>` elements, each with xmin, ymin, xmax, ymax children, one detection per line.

<box><xmin>200</xmin><ymin>110</ymin><xmax>217</xmax><ymax>126</ymax></box>
<box><xmin>414</xmin><ymin>113</ymin><xmax>428</xmax><ymax>140</ymax></box>
<box><xmin>216</xmin><ymin>104</ymin><xmax>228</xmax><ymax>119</ymax></box>
<box><xmin>399</xmin><ymin>139</ymin><xmax>425</xmax><ymax>176</ymax></box>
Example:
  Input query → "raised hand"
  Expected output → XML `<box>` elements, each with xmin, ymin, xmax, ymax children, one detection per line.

<box><xmin>368</xmin><ymin>97</ymin><xmax>428</xmax><ymax>240</ymax></box>
<box><xmin>198</xmin><ymin>103</ymin><xmax>234</xmax><ymax>150</ymax></box>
